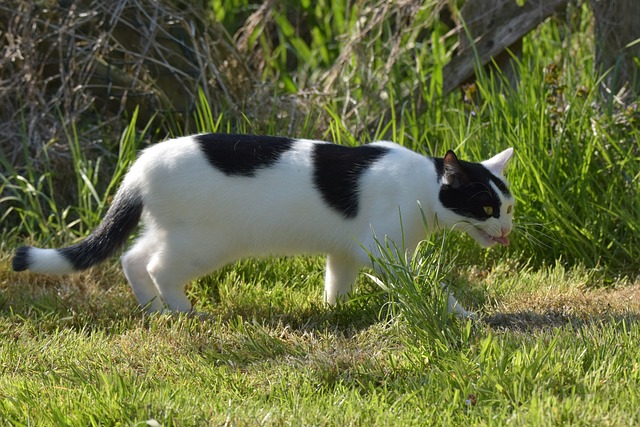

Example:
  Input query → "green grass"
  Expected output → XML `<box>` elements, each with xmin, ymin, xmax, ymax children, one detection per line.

<box><xmin>1</xmin><ymin>2</ymin><xmax>640</xmax><ymax>425</ymax></box>
<box><xmin>1</xmin><ymin>255</ymin><xmax>639</xmax><ymax>425</ymax></box>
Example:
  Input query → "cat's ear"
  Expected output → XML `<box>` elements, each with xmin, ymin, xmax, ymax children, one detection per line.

<box><xmin>482</xmin><ymin>147</ymin><xmax>514</xmax><ymax>176</ymax></box>
<box><xmin>443</xmin><ymin>150</ymin><xmax>467</xmax><ymax>187</ymax></box>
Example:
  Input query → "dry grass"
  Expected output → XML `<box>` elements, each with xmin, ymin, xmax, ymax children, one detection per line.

<box><xmin>0</xmin><ymin>0</ymin><xmax>462</xmax><ymax>169</ymax></box>
<box><xmin>487</xmin><ymin>284</ymin><xmax>640</xmax><ymax>330</ymax></box>
<box><xmin>0</xmin><ymin>0</ymin><xmax>254</xmax><ymax>174</ymax></box>
<box><xmin>482</xmin><ymin>265</ymin><xmax>640</xmax><ymax>331</ymax></box>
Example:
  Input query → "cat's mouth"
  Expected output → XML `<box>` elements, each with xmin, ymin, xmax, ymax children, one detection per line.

<box><xmin>469</xmin><ymin>227</ymin><xmax>510</xmax><ymax>247</ymax></box>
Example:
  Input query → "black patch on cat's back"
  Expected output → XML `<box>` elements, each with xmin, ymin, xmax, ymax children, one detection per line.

<box><xmin>195</xmin><ymin>133</ymin><xmax>295</xmax><ymax>176</ymax></box>
<box><xmin>313</xmin><ymin>144</ymin><xmax>389</xmax><ymax>219</ymax></box>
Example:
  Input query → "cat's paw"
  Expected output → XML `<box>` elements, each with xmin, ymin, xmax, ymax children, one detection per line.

<box><xmin>154</xmin><ymin>308</ymin><xmax>212</xmax><ymax>320</ymax></box>
<box><xmin>446</xmin><ymin>291</ymin><xmax>477</xmax><ymax>320</ymax></box>
<box><xmin>457</xmin><ymin>308</ymin><xmax>478</xmax><ymax>320</ymax></box>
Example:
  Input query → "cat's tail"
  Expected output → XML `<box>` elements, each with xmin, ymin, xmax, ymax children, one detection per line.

<box><xmin>12</xmin><ymin>185</ymin><xmax>143</xmax><ymax>275</ymax></box>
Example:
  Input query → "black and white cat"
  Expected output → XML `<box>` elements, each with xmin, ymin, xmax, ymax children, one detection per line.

<box><xmin>12</xmin><ymin>134</ymin><xmax>514</xmax><ymax>315</ymax></box>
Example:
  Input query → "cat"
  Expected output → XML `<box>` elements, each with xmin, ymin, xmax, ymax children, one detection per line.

<box><xmin>12</xmin><ymin>133</ymin><xmax>514</xmax><ymax>316</ymax></box>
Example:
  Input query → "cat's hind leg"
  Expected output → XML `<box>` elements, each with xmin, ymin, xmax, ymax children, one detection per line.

<box><xmin>122</xmin><ymin>236</ymin><xmax>165</xmax><ymax>312</ymax></box>
<box><xmin>324</xmin><ymin>254</ymin><xmax>361</xmax><ymax>305</ymax></box>
<box><xmin>146</xmin><ymin>253</ymin><xmax>195</xmax><ymax>313</ymax></box>
<box><xmin>145</xmin><ymin>231</ymin><xmax>230</xmax><ymax>313</ymax></box>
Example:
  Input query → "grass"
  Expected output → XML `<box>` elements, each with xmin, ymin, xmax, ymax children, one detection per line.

<box><xmin>1</xmin><ymin>254</ymin><xmax>639</xmax><ymax>425</ymax></box>
<box><xmin>1</xmin><ymin>2</ymin><xmax>640</xmax><ymax>425</ymax></box>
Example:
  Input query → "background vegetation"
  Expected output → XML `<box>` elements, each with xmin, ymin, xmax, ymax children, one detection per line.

<box><xmin>0</xmin><ymin>0</ymin><xmax>639</xmax><ymax>425</ymax></box>
<box><xmin>1</xmin><ymin>0</ymin><xmax>638</xmax><ymax>272</ymax></box>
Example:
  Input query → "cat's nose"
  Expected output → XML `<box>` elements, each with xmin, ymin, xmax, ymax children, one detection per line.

<box><xmin>501</xmin><ymin>226</ymin><xmax>511</xmax><ymax>237</ymax></box>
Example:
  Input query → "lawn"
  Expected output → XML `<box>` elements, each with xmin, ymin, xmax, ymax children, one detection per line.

<box><xmin>1</xmin><ymin>255</ymin><xmax>639</xmax><ymax>425</ymax></box>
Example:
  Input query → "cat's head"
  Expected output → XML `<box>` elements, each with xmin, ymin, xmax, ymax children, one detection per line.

<box><xmin>435</xmin><ymin>148</ymin><xmax>515</xmax><ymax>247</ymax></box>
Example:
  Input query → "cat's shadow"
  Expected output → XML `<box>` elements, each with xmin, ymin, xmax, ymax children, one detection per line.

<box><xmin>197</xmin><ymin>295</ymin><xmax>389</xmax><ymax>337</ymax></box>
<box><xmin>0</xmin><ymin>288</ymin><xmax>387</xmax><ymax>338</ymax></box>
<box><xmin>4</xmin><ymin>284</ymin><xmax>638</xmax><ymax>336</ymax></box>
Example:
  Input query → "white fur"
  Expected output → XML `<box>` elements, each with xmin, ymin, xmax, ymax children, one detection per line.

<box><xmin>114</xmin><ymin>137</ymin><xmax>514</xmax><ymax>312</ymax></box>
<box><xmin>26</xmin><ymin>248</ymin><xmax>75</xmax><ymax>275</ymax></box>
<box><xmin>483</xmin><ymin>147</ymin><xmax>514</xmax><ymax>176</ymax></box>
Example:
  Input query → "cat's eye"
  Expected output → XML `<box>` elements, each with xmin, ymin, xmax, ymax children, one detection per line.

<box><xmin>507</xmin><ymin>205</ymin><xmax>513</xmax><ymax>214</ymax></box>
<box><xmin>483</xmin><ymin>206</ymin><xmax>494</xmax><ymax>216</ymax></box>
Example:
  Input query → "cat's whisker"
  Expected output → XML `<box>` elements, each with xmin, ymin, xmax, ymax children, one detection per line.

<box><xmin>512</xmin><ymin>221</ymin><xmax>559</xmax><ymax>250</ymax></box>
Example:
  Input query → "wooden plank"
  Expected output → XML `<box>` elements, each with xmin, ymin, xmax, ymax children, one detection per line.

<box><xmin>441</xmin><ymin>0</ymin><xmax>567</xmax><ymax>95</ymax></box>
<box><xmin>363</xmin><ymin>0</ymin><xmax>568</xmax><ymax>137</ymax></box>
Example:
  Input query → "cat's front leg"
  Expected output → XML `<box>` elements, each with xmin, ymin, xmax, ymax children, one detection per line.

<box><xmin>442</xmin><ymin>282</ymin><xmax>476</xmax><ymax>319</ymax></box>
<box><xmin>324</xmin><ymin>254</ymin><xmax>361</xmax><ymax>305</ymax></box>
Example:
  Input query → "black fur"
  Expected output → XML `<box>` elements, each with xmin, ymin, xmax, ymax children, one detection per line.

<box><xmin>433</xmin><ymin>154</ymin><xmax>510</xmax><ymax>197</ymax></box>
<box><xmin>432</xmin><ymin>156</ymin><xmax>445</xmax><ymax>179</ymax></box>
<box><xmin>58</xmin><ymin>188</ymin><xmax>144</xmax><ymax>270</ymax></box>
<box><xmin>313</xmin><ymin>144</ymin><xmax>389</xmax><ymax>219</ymax></box>
<box><xmin>435</xmin><ymin>151</ymin><xmax>510</xmax><ymax>221</ymax></box>
<box><xmin>12</xmin><ymin>246</ymin><xmax>29</xmax><ymax>271</ymax></box>
<box><xmin>196</xmin><ymin>133</ymin><xmax>295</xmax><ymax>177</ymax></box>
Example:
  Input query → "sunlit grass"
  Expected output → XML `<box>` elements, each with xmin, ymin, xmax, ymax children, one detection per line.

<box><xmin>1</xmin><ymin>253</ymin><xmax>639</xmax><ymax>425</ymax></box>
